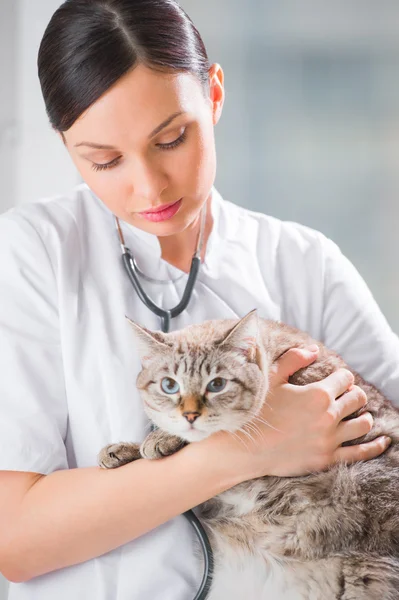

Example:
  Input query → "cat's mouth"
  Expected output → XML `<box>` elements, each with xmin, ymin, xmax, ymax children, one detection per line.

<box><xmin>186</xmin><ymin>422</ymin><xmax>203</xmax><ymax>432</ymax></box>
<box><xmin>176</xmin><ymin>416</ymin><xmax>210</xmax><ymax>439</ymax></box>
<box><xmin>182</xmin><ymin>426</ymin><xmax>209</xmax><ymax>442</ymax></box>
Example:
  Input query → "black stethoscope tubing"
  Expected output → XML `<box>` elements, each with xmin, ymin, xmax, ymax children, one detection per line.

<box><xmin>122</xmin><ymin>249</ymin><xmax>201</xmax><ymax>334</ymax></box>
<box><xmin>115</xmin><ymin>209</ymin><xmax>214</xmax><ymax>600</ymax></box>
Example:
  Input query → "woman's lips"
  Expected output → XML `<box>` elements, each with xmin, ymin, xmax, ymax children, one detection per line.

<box><xmin>138</xmin><ymin>198</ymin><xmax>183</xmax><ymax>222</ymax></box>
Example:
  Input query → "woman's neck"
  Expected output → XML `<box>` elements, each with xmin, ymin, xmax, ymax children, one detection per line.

<box><xmin>158</xmin><ymin>195</ymin><xmax>213</xmax><ymax>273</ymax></box>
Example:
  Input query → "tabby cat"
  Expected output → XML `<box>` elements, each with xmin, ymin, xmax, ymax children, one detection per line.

<box><xmin>98</xmin><ymin>310</ymin><xmax>399</xmax><ymax>600</ymax></box>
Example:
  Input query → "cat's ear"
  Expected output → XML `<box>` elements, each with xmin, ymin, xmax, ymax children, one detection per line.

<box><xmin>125</xmin><ymin>316</ymin><xmax>170</xmax><ymax>365</ymax></box>
<box><xmin>219</xmin><ymin>309</ymin><xmax>259</xmax><ymax>362</ymax></box>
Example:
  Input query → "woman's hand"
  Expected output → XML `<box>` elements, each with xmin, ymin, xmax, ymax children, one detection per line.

<box><xmin>207</xmin><ymin>346</ymin><xmax>392</xmax><ymax>481</ymax></box>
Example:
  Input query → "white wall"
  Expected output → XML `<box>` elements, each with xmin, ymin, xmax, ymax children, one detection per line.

<box><xmin>0</xmin><ymin>0</ymin><xmax>79</xmax><ymax>216</ymax></box>
<box><xmin>15</xmin><ymin>0</ymin><xmax>80</xmax><ymax>206</ymax></box>
<box><xmin>0</xmin><ymin>0</ymin><xmax>18</xmax><ymax>214</ymax></box>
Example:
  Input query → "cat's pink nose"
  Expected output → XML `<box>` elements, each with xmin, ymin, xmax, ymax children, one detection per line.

<box><xmin>183</xmin><ymin>411</ymin><xmax>200</xmax><ymax>424</ymax></box>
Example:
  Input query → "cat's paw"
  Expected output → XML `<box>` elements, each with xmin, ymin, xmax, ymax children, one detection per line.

<box><xmin>140</xmin><ymin>432</ymin><xmax>186</xmax><ymax>460</ymax></box>
<box><xmin>97</xmin><ymin>442</ymin><xmax>141</xmax><ymax>469</ymax></box>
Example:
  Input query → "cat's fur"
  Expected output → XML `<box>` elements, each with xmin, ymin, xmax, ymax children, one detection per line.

<box><xmin>98</xmin><ymin>311</ymin><xmax>399</xmax><ymax>600</ymax></box>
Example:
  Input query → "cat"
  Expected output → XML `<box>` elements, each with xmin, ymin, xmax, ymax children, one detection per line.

<box><xmin>98</xmin><ymin>310</ymin><xmax>399</xmax><ymax>600</ymax></box>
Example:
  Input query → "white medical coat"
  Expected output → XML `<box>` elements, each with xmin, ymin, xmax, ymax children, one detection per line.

<box><xmin>0</xmin><ymin>183</ymin><xmax>398</xmax><ymax>599</ymax></box>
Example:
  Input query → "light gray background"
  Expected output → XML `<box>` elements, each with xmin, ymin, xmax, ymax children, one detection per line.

<box><xmin>1</xmin><ymin>0</ymin><xmax>399</xmax><ymax>596</ymax></box>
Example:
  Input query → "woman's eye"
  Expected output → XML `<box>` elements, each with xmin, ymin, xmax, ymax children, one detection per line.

<box><xmin>91</xmin><ymin>157</ymin><xmax>121</xmax><ymax>172</ymax></box>
<box><xmin>161</xmin><ymin>377</ymin><xmax>180</xmax><ymax>394</ymax></box>
<box><xmin>206</xmin><ymin>378</ymin><xmax>227</xmax><ymax>393</ymax></box>
<box><xmin>90</xmin><ymin>130</ymin><xmax>188</xmax><ymax>172</ymax></box>
<box><xmin>157</xmin><ymin>129</ymin><xmax>187</xmax><ymax>151</ymax></box>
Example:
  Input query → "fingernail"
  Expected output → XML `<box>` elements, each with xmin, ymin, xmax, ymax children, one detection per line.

<box><xmin>306</xmin><ymin>344</ymin><xmax>319</xmax><ymax>352</ymax></box>
<box><xmin>383</xmin><ymin>436</ymin><xmax>392</xmax><ymax>447</ymax></box>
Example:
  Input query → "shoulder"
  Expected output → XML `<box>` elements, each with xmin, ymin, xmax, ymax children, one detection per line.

<box><xmin>218</xmin><ymin>194</ymin><xmax>334</xmax><ymax>266</ymax></box>
<box><xmin>0</xmin><ymin>183</ymin><xmax>106</xmax><ymax>256</ymax></box>
<box><xmin>0</xmin><ymin>183</ymin><xmax>100</xmax><ymax>232</ymax></box>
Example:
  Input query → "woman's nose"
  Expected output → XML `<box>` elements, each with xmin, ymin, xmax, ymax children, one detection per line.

<box><xmin>128</xmin><ymin>156</ymin><xmax>166</xmax><ymax>202</ymax></box>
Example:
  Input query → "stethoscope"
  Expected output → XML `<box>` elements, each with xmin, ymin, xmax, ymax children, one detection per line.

<box><xmin>114</xmin><ymin>202</ymin><xmax>214</xmax><ymax>600</ymax></box>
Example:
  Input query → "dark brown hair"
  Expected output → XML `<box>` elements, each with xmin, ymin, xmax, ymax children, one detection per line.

<box><xmin>38</xmin><ymin>0</ymin><xmax>211</xmax><ymax>132</ymax></box>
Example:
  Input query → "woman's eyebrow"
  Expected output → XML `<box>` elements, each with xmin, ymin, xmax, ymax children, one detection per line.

<box><xmin>74</xmin><ymin>111</ymin><xmax>186</xmax><ymax>150</ymax></box>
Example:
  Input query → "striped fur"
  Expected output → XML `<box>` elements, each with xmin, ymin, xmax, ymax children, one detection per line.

<box><xmin>124</xmin><ymin>311</ymin><xmax>399</xmax><ymax>599</ymax></box>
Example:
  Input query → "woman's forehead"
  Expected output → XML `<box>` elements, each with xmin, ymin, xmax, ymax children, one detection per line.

<box><xmin>65</xmin><ymin>64</ymin><xmax>205</xmax><ymax>143</ymax></box>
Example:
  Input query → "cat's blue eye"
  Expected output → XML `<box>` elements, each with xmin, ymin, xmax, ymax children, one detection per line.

<box><xmin>161</xmin><ymin>377</ymin><xmax>180</xmax><ymax>394</ymax></box>
<box><xmin>206</xmin><ymin>377</ymin><xmax>227</xmax><ymax>393</ymax></box>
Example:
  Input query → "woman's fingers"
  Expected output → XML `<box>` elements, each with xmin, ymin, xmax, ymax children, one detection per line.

<box><xmin>336</xmin><ymin>411</ymin><xmax>373</xmax><ymax>446</ymax></box>
<box><xmin>311</xmin><ymin>368</ymin><xmax>354</xmax><ymax>404</ymax></box>
<box><xmin>335</xmin><ymin>384</ymin><xmax>368</xmax><ymax>421</ymax></box>
<box><xmin>269</xmin><ymin>345</ymin><xmax>320</xmax><ymax>386</ymax></box>
<box><xmin>334</xmin><ymin>435</ymin><xmax>392</xmax><ymax>464</ymax></box>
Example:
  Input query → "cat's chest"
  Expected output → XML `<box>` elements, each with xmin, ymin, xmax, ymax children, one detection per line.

<box><xmin>197</xmin><ymin>480</ymin><xmax>300</xmax><ymax>558</ymax></box>
<box><xmin>206</xmin><ymin>547</ymin><xmax>302</xmax><ymax>600</ymax></box>
<box><xmin>196</xmin><ymin>485</ymin><xmax>306</xmax><ymax>600</ymax></box>
<box><xmin>198</xmin><ymin>484</ymin><xmax>270</xmax><ymax>550</ymax></box>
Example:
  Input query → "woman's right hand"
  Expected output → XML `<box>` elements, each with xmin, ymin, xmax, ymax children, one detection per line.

<box><xmin>209</xmin><ymin>346</ymin><xmax>392</xmax><ymax>481</ymax></box>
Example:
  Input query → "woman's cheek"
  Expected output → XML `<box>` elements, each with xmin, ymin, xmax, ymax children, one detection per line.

<box><xmin>186</xmin><ymin>136</ymin><xmax>215</xmax><ymax>190</ymax></box>
<box><xmin>78</xmin><ymin>169</ymin><xmax>124</xmax><ymax>216</ymax></box>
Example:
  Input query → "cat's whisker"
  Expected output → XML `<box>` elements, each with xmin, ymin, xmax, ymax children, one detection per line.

<box><xmin>244</xmin><ymin>421</ymin><xmax>262</xmax><ymax>440</ymax></box>
<box><xmin>252</xmin><ymin>414</ymin><xmax>278</xmax><ymax>429</ymax></box>
<box><xmin>238</xmin><ymin>426</ymin><xmax>257</xmax><ymax>447</ymax></box>
<box><xmin>247</xmin><ymin>421</ymin><xmax>265</xmax><ymax>441</ymax></box>
<box><xmin>262</xmin><ymin>400</ymin><xmax>275</xmax><ymax>411</ymax></box>
<box><xmin>227</xmin><ymin>430</ymin><xmax>250</xmax><ymax>452</ymax></box>
<box><xmin>262</xmin><ymin>392</ymin><xmax>276</xmax><ymax>409</ymax></box>
<box><xmin>244</xmin><ymin>426</ymin><xmax>265</xmax><ymax>446</ymax></box>
<box><xmin>248</xmin><ymin>422</ymin><xmax>268</xmax><ymax>445</ymax></box>
<box><xmin>251</xmin><ymin>414</ymin><xmax>283</xmax><ymax>434</ymax></box>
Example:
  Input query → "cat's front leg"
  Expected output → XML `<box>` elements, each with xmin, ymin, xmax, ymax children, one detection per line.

<box><xmin>140</xmin><ymin>429</ymin><xmax>187</xmax><ymax>460</ymax></box>
<box><xmin>98</xmin><ymin>442</ymin><xmax>141</xmax><ymax>469</ymax></box>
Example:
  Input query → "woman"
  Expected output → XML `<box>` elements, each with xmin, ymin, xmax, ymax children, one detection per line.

<box><xmin>0</xmin><ymin>1</ymin><xmax>397</xmax><ymax>599</ymax></box>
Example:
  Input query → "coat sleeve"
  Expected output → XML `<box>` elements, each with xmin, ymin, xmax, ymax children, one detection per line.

<box><xmin>319</xmin><ymin>234</ymin><xmax>399</xmax><ymax>406</ymax></box>
<box><xmin>0</xmin><ymin>210</ymin><xmax>69</xmax><ymax>474</ymax></box>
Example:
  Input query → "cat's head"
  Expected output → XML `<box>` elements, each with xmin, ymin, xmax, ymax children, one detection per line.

<box><xmin>127</xmin><ymin>310</ymin><xmax>268</xmax><ymax>442</ymax></box>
